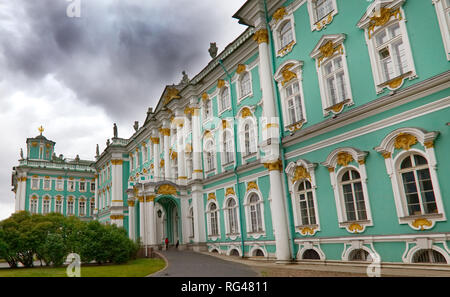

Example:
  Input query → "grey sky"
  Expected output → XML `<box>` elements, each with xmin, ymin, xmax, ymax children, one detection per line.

<box><xmin>0</xmin><ymin>0</ymin><xmax>247</xmax><ymax>220</ymax></box>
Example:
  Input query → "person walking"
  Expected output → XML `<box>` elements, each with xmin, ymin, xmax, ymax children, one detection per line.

<box><xmin>176</xmin><ymin>240</ymin><xmax>179</xmax><ymax>249</ymax></box>
<box><xmin>165</xmin><ymin>237</ymin><xmax>169</xmax><ymax>250</ymax></box>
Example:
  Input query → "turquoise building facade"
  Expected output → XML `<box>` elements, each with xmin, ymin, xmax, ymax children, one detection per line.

<box><xmin>12</xmin><ymin>0</ymin><xmax>450</xmax><ymax>267</ymax></box>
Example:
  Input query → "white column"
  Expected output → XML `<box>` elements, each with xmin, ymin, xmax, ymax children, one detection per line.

<box><xmin>180</xmin><ymin>197</ymin><xmax>189</xmax><ymax>244</ymax></box>
<box><xmin>147</xmin><ymin>196</ymin><xmax>156</xmax><ymax>246</ymax></box>
<box><xmin>255</xmin><ymin>26</ymin><xmax>291</xmax><ymax>262</ymax></box>
<box><xmin>191</xmin><ymin>183</ymin><xmax>206</xmax><ymax>245</ymax></box>
<box><xmin>191</xmin><ymin>107</ymin><xmax>203</xmax><ymax>180</ymax></box>
<box><xmin>161</xmin><ymin>125</ymin><xmax>172</xmax><ymax>181</ymax></box>
<box><xmin>176</xmin><ymin>115</ymin><xmax>187</xmax><ymax>184</ymax></box>
<box><xmin>15</xmin><ymin>177</ymin><xmax>24</xmax><ymax>212</ymax></box>
<box><xmin>110</xmin><ymin>159</ymin><xmax>124</xmax><ymax>227</ymax></box>
<box><xmin>19</xmin><ymin>177</ymin><xmax>27</xmax><ymax>211</ymax></box>
<box><xmin>139</xmin><ymin>197</ymin><xmax>146</xmax><ymax>244</ymax></box>
<box><xmin>152</xmin><ymin>132</ymin><xmax>161</xmax><ymax>182</ymax></box>
<box><xmin>94</xmin><ymin>174</ymin><xmax>98</xmax><ymax>216</ymax></box>
<box><xmin>128</xmin><ymin>198</ymin><xmax>136</xmax><ymax>241</ymax></box>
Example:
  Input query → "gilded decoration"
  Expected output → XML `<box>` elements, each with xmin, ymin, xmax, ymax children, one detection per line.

<box><xmin>246</xmin><ymin>181</ymin><xmax>259</xmax><ymax>192</ymax></box>
<box><xmin>265</xmin><ymin>123</ymin><xmax>279</xmax><ymax>129</ymax></box>
<box><xmin>292</xmin><ymin>166</ymin><xmax>311</xmax><ymax>183</ymax></box>
<box><xmin>280</xmin><ymin>63</ymin><xmax>297</xmax><ymax>86</ymax></box>
<box><xmin>202</xmin><ymin>92</ymin><xmax>209</xmax><ymax>101</ymax></box>
<box><xmin>138</xmin><ymin>196</ymin><xmax>144</xmax><ymax>202</ymax></box>
<box><xmin>157</xmin><ymin>184</ymin><xmax>177</xmax><ymax>195</ymax></box>
<box><xmin>241</xmin><ymin>107</ymin><xmax>252</xmax><ymax>118</ymax></box>
<box><xmin>368</xmin><ymin>7</ymin><xmax>402</xmax><ymax>39</ymax></box>
<box><xmin>388</xmin><ymin>76</ymin><xmax>404</xmax><ymax>89</ymax></box>
<box><xmin>185</xmin><ymin>143</ymin><xmax>192</xmax><ymax>153</ymax></box>
<box><xmin>171</xmin><ymin>152</ymin><xmax>178</xmax><ymax>160</ymax></box>
<box><xmin>272</xmin><ymin>6</ymin><xmax>287</xmax><ymax>23</ymax></box>
<box><xmin>38</xmin><ymin>125</ymin><xmax>44</xmax><ymax>135</ymax></box>
<box><xmin>150</xmin><ymin>164</ymin><xmax>154</xmax><ymax>169</ymax></box>
<box><xmin>110</xmin><ymin>214</ymin><xmax>124</xmax><ymax>220</ymax></box>
<box><xmin>164</xmin><ymin>87</ymin><xmax>181</xmax><ymax>105</ymax></box>
<box><xmin>277</xmin><ymin>40</ymin><xmax>295</xmax><ymax>56</ymax></box>
<box><xmin>208</xmin><ymin>193</ymin><xmax>216</xmax><ymax>200</ymax></box>
<box><xmin>150</xmin><ymin>137</ymin><xmax>160</xmax><ymax>144</ymax></box>
<box><xmin>394</xmin><ymin>133</ymin><xmax>417</xmax><ymax>151</ymax></box>
<box><xmin>217</xmin><ymin>79</ymin><xmax>225</xmax><ymax>89</ymax></box>
<box><xmin>160</xmin><ymin>159</ymin><xmax>165</xmax><ymax>167</ymax></box>
<box><xmin>348</xmin><ymin>223</ymin><xmax>364</xmax><ymax>233</ymax></box>
<box><xmin>358</xmin><ymin>160</ymin><xmax>365</xmax><ymax>165</ymax></box>
<box><xmin>178</xmin><ymin>176</ymin><xmax>187</xmax><ymax>180</ymax></box>
<box><xmin>128</xmin><ymin>200</ymin><xmax>135</xmax><ymax>207</ymax></box>
<box><xmin>412</xmin><ymin>218</ymin><xmax>433</xmax><ymax>231</ymax></box>
<box><xmin>236</xmin><ymin>64</ymin><xmax>246</xmax><ymax>75</ymax></box>
<box><xmin>264</xmin><ymin>160</ymin><xmax>283</xmax><ymax>171</ymax></box>
<box><xmin>31</xmin><ymin>142</ymin><xmax>38</xmax><ymax>147</ymax></box>
<box><xmin>225</xmin><ymin>187</ymin><xmax>235</xmax><ymax>196</ymax></box>
<box><xmin>327</xmin><ymin>167</ymin><xmax>335</xmax><ymax>173</ymax></box>
<box><xmin>146</xmin><ymin>195</ymin><xmax>156</xmax><ymax>202</ymax></box>
<box><xmin>328</xmin><ymin>101</ymin><xmax>346</xmax><ymax>114</ymax></box>
<box><xmin>424</xmin><ymin>141</ymin><xmax>434</xmax><ymax>149</ymax></box>
<box><xmin>184</xmin><ymin>107</ymin><xmax>195</xmax><ymax>116</ymax></box>
<box><xmin>253</xmin><ymin>28</ymin><xmax>269</xmax><ymax>44</ymax></box>
<box><xmin>336</xmin><ymin>152</ymin><xmax>354</xmax><ymax>167</ymax></box>
<box><xmin>315</xmin><ymin>12</ymin><xmax>334</xmax><ymax>31</ymax></box>
<box><xmin>287</xmin><ymin>121</ymin><xmax>304</xmax><ymax>132</ymax></box>
<box><xmin>194</xmin><ymin>169</ymin><xmax>203</xmax><ymax>173</ymax></box>
<box><xmin>300</xmin><ymin>226</ymin><xmax>316</xmax><ymax>236</ymax></box>
<box><xmin>111</xmin><ymin>159</ymin><xmax>123</xmax><ymax>165</ymax></box>
<box><xmin>317</xmin><ymin>41</ymin><xmax>343</xmax><ymax>67</ymax></box>
<box><xmin>160</xmin><ymin>128</ymin><xmax>171</xmax><ymax>136</ymax></box>
<box><xmin>222</xmin><ymin>120</ymin><xmax>230</xmax><ymax>129</ymax></box>
<box><xmin>382</xmin><ymin>152</ymin><xmax>392</xmax><ymax>159</ymax></box>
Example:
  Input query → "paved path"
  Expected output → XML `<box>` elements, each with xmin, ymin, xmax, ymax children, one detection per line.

<box><xmin>151</xmin><ymin>250</ymin><xmax>259</xmax><ymax>277</ymax></box>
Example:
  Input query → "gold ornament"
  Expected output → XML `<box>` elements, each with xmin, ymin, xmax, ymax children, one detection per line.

<box><xmin>217</xmin><ymin>79</ymin><xmax>225</xmax><ymax>89</ymax></box>
<box><xmin>157</xmin><ymin>184</ymin><xmax>177</xmax><ymax>195</ymax></box>
<box><xmin>164</xmin><ymin>87</ymin><xmax>181</xmax><ymax>105</ymax></box>
<box><xmin>202</xmin><ymin>92</ymin><xmax>209</xmax><ymax>101</ymax></box>
<box><xmin>318</xmin><ymin>41</ymin><xmax>343</xmax><ymax>67</ymax></box>
<box><xmin>424</xmin><ymin>141</ymin><xmax>434</xmax><ymax>149</ymax></box>
<box><xmin>368</xmin><ymin>7</ymin><xmax>402</xmax><ymax>39</ymax></box>
<box><xmin>348</xmin><ymin>223</ymin><xmax>364</xmax><ymax>233</ymax></box>
<box><xmin>159</xmin><ymin>128</ymin><xmax>171</xmax><ymax>136</ymax></box>
<box><xmin>300</xmin><ymin>226</ymin><xmax>316</xmax><ymax>236</ymax></box>
<box><xmin>394</xmin><ymin>133</ymin><xmax>417</xmax><ymax>151</ymax></box>
<box><xmin>207</xmin><ymin>193</ymin><xmax>216</xmax><ymax>200</ymax></box>
<box><xmin>111</xmin><ymin>159</ymin><xmax>123</xmax><ymax>165</ymax></box>
<box><xmin>264</xmin><ymin>160</ymin><xmax>283</xmax><ymax>171</ymax></box>
<box><xmin>225</xmin><ymin>187</ymin><xmax>235</xmax><ymax>196</ymax></box>
<box><xmin>253</xmin><ymin>29</ymin><xmax>269</xmax><ymax>44</ymax></box>
<box><xmin>150</xmin><ymin>137</ymin><xmax>160</xmax><ymax>144</ymax></box>
<box><xmin>280</xmin><ymin>63</ymin><xmax>297</xmax><ymax>86</ymax></box>
<box><xmin>272</xmin><ymin>7</ymin><xmax>287</xmax><ymax>23</ymax></box>
<box><xmin>292</xmin><ymin>166</ymin><xmax>311</xmax><ymax>183</ymax></box>
<box><xmin>336</xmin><ymin>152</ymin><xmax>354</xmax><ymax>167</ymax></box>
<box><xmin>412</xmin><ymin>218</ymin><xmax>433</xmax><ymax>231</ymax></box>
<box><xmin>236</xmin><ymin>64</ymin><xmax>246</xmax><ymax>75</ymax></box>
<box><xmin>246</xmin><ymin>181</ymin><xmax>259</xmax><ymax>192</ymax></box>
<box><xmin>241</xmin><ymin>107</ymin><xmax>252</xmax><ymax>118</ymax></box>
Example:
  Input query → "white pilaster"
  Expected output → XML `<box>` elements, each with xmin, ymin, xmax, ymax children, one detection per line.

<box><xmin>191</xmin><ymin>106</ymin><xmax>203</xmax><ymax>180</ymax></box>
<box><xmin>191</xmin><ymin>183</ymin><xmax>206</xmax><ymax>244</ymax></box>
<box><xmin>175</xmin><ymin>110</ymin><xmax>187</xmax><ymax>185</ymax></box>
<box><xmin>152</xmin><ymin>130</ymin><xmax>161</xmax><ymax>182</ymax></box>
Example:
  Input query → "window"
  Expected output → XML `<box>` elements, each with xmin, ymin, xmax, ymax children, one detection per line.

<box><xmin>204</xmin><ymin>99</ymin><xmax>212</xmax><ymax>120</ymax></box>
<box><xmin>30</xmin><ymin>198</ymin><xmax>38</xmax><ymax>214</ymax></box>
<box><xmin>399</xmin><ymin>154</ymin><xmax>437</xmax><ymax>216</ymax></box>
<box><xmin>68</xmin><ymin>180</ymin><xmax>75</xmax><ymax>192</ymax></box>
<box><xmin>302</xmin><ymin>249</ymin><xmax>321</xmax><ymax>260</ymax></box>
<box><xmin>43</xmin><ymin>178</ymin><xmax>51</xmax><ymax>190</ymax></box>
<box><xmin>358</xmin><ymin>4</ymin><xmax>416</xmax><ymax>93</ymax></box>
<box><xmin>248</xmin><ymin>193</ymin><xmax>263</xmax><ymax>233</ymax></box>
<box><xmin>225</xmin><ymin>198</ymin><xmax>239</xmax><ymax>235</ymax></box>
<box><xmin>243</xmin><ymin>123</ymin><xmax>257</xmax><ymax>156</ymax></box>
<box><xmin>79</xmin><ymin>181</ymin><xmax>86</xmax><ymax>192</ymax></box>
<box><xmin>222</xmin><ymin>130</ymin><xmax>234</xmax><ymax>165</ymax></box>
<box><xmin>349</xmin><ymin>249</ymin><xmax>371</xmax><ymax>261</ymax></box>
<box><xmin>285</xmin><ymin>81</ymin><xmax>304</xmax><ymax>125</ymax></box>
<box><xmin>279</xmin><ymin>21</ymin><xmax>294</xmax><ymax>49</ymax></box>
<box><xmin>79</xmin><ymin>201</ymin><xmax>86</xmax><ymax>217</ymax></box>
<box><xmin>254</xmin><ymin>249</ymin><xmax>265</xmax><ymax>257</ymax></box>
<box><xmin>55</xmin><ymin>199</ymin><xmax>62</xmax><ymax>214</ymax></box>
<box><xmin>42</xmin><ymin>198</ymin><xmax>50</xmax><ymax>214</ymax></box>
<box><xmin>67</xmin><ymin>200</ymin><xmax>74</xmax><ymax>216</ymax></box>
<box><xmin>412</xmin><ymin>249</ymin><xmax>447</xmax><ymax>264</ymax></box>
<box><xmin>297</xmin><ymin>180</ymin><xmax>317</xmax><ymax>226</ymax></box>
<box><xmin>219</xmin><ymin>87</ymin><xmax>230</xmax><ymax>112</ymax></box>
<box><xmin>239</xmin><ymin>72</ymin><xmax>252</xmax><ymax>99</ymax></box>
<box><xmin>323</xmin><ymin>56</ymin><xmax>348</xmax><ymax>106</ymax></box>
<box><xmin>208</xmin><ymin>203</ymin><xmax>219</xmax><ymax>236</ymax></box>
<box><xmin>31</xmin><ymin>178</ymin><xmax>39</xmax><ymax>190</ymax></box>
<box><xmin>433</xmin><ymin>0</ymin><xmax>450</xmax><ymax>60</ymax></box>
<box><xmin>90</xmin><ymin>182</ymin><xmax>95</xmax><ymax>192</ymax></box>
<box><xmin>56</xmin><ymin>179</ymin><xmax>63</xmax><ymax>191</ymax></box>
<box><xmin>339</xmin><ymin>169</ymin><xmax>367</xmax><ymax>222</ymax></box>
<box><xmin>204</xmin><ymin>139</ymin><xmax>216</xmax><ymax>172</ymax></box>
<box><xmin>90</xmin><ymin>201</ymin><xmax>95</xmax><ymax>216</ymax></box>
<box><xmin>307</xmin><ymin>0</ymin><xmax>338</xmax><ymax>31</ymax></box>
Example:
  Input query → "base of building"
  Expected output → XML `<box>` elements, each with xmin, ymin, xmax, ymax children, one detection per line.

<box><xmin>190</xmin><ymin>242</ymin><xmax>208</xmax><ymax>252</ymax></box>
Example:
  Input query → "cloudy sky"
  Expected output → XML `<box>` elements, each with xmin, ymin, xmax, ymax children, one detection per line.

<box><xmin>0</xmin><ymin>0</ymin><xmax>247</xmax><ymax>220</ymax></box>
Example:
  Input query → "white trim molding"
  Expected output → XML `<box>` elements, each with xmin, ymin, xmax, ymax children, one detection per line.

<box><xmin>222</xmin><ymin>194</ymin><xmax>241</xmax><ymax>240</ymax></box>
<box><xmin>322</xmin><ymin>147</ymin><xmax>373</xmax><ymax>234</ymax></box>
<box><xmin>374</xmin><ymin>127</ymin><xmax>445</xmax><ymax>230</ymax></box>
<box><xmin>244</xmin><ymin>182</ymin><xmax>266</xmax><ymax>239</ymax></box>
<box><xmin>306</xmin><ymin>0</ymin><xmax>339</xmax><ymax>32</ymax></box>
<box><xmin>270</xmin><ymin>6</ymin><xmax>297</xmax><ymax>57</ymax></box>
<box><xmin>285</xmin><ymin>159</ymin><xmax>321</xmax><ymax>236</ymax></box>
<box><xmin>297</xmin><ymin>241</ymin><xmax>326</xmax><ymax>260</ymax></box>
<box><xmin>357</xmin><ymin>0</ymin><xmax>417</xmax><ymax>94</ymax></box>
<box><xmin>310</xmin><ymin>34</ymin><xmax>354</xmax><ymax>116</ymax></box>
<box><xmin>402</xmin><ymin>237</ymin><xmax>450</xmax><ymax>264</ymax></box>
<box><xmin>432</xmin><ymin>0</ymin><xmax>450</xmax><ymax>60</ymax></box>
<box><xmin>206</xmin><ymin>197</ymin><xmax>221</xmax><ymax>241</ymax></box>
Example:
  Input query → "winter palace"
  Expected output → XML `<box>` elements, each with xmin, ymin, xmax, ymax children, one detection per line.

<box><xmin>11</xmin><ymin>0</ymin><xmax>450</xmax><ymax>266</ymax></box>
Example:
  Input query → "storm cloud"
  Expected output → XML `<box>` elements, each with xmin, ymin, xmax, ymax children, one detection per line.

<box><xmin>0</xmin><ymin>0</ymin><xmax>246</xmax><ymax>219</ymax></box>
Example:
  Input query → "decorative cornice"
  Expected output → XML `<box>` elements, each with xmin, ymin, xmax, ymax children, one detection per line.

<box><xmin>146</xmin><ymin>195</ymin><xmax>156</xmax><ymax>202</ymax></box>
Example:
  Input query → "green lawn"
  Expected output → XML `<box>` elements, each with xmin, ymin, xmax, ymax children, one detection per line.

<box><xmin>0</xmin><ymin>258</ymin><xmax>166</xmax><ymax>277</ymax></box>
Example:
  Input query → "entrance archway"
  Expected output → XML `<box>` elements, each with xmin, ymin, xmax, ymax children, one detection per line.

<box><xmin>155</xmin><ymin>196</ymin><xmax>181</xmax><ymax>247</ymax></box>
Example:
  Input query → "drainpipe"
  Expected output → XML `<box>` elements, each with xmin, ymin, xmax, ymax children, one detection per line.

<box><xmin>218</xmin><ymin>59</ymin><xmax>246</xmax><ymax>258</ymax></box>
<box><xmin>263</xmin><ymin>0</ymin><xmax>297</xmax><ymax>261</ymax></box>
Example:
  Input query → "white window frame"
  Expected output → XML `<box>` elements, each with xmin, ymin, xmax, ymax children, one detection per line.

<box><xmin>270</xmin><ymin>6</ymin><xmax>297</xmax><ymax>57</ymax></box>
<box><xmin>30</xmin><ymin>196</ymin><xmax>38</xmax><ymax>214</ymax></box>
<box><xmin>90</xmin><ymin>200</ymin><xmax>95</xmax><ymax>216</ymax></box>
<box><xmin>236</xmin><ymin>70</ymin><xmax>253</xmax><ymax>102</ymax></box>
<box><xmin>56</xmin><ymin>178</ymin><xmax>64</xmax><ymax>191</ymax></box>
<box><xmin>374</xmin><ymin>127</ymin><xmax>444</xmax><ymax>230</ymax></box>
<box><xmin>90</xmin><ymin>182</ymin><xmax>95</xmax><ymax>192</ymax></box>
<box><xmin>55</xmin><ymin>197</ymin><xmax>63</xmax><ymax>214</ymax></box>
<box><xmin>67</xmin><ymin>199</ymin><xmax>74</xmax><ymax>216</ymax></box>
<box><xmin>285</xmin><ymin>159</ymin><xmax>321</xmax><ymax>236</ymax></box>
<box><xmin>79</xmin><ymin>181</ymin><xmax>86</xmax><ymax>192</ymax></box>
<box><xmin>338</xmin><ymin>167</ymin><xmax>369</xmax><ymax>222</ymax></box>
<box><xmin>244</xmin><ymin>188</ymin><xmax>266</xmax><ymax>239</ymax></box>
<box><xmin>274</xmin><ymin>60</ymin><xmax>308</xmax><ymax>131</ymax></box>
<box><xmin>223</xmin><ymin>195</ymin><xmax>241</xmax><ymax>239</ymax></box>
<box><xmin>203</xmin><ymin>97</ymin><xmax>213</xmax><ymax>122</ymax></box>
<box><xmin>31</xmin><ymin>177</ymin><xmax>40</xmax><ymax>190</ymax></box>
<box><xmin>307</xmin><ymin>0</ymin><xmax>339</xmax><ymax>32</ymax></box>
<box><xmin>432</xmin><ymin>0</ymin><xmax>450</xmax><ymax>60</ymax></box>
<box><xmin>79</xmin><ymin>199</ymin><xmax>86</xmax><ymax>217</ymax></box>
<box><xmin>43</xmin><ymin>177</ymin><xmax>51</xmax><ymax>191</ymax></box>
<box><xmin>322</xmin><ymin>147</ymin><xmax>373</xmax><ymax>233</ymax></box>
<box><xmin>358</xmin><ymin>0</ymin><xmax>417</xmax><ymax>94</ymax></box>
<box><xmin>220</xmin><ymin>127</ymin><xmax>235</xmax><ymax>168</ymax></box>
<box><xmin>206</xmin><ymin>199</ymin><xmax>220</xmax><ymax>240</ymax></box>
<box><xmin>203</xmin><ymin>136</ymin><xmax>216</xmax><ymax>174</ymax></box>
<box><xmin>188</xmin><ymin>206</ymin><xmax>195</xmax><ymax>239</ymax></box>
<box><xmin>67</xmin><ymin>180</ymin><xmax>75</xmax><ymax>192</ymax></box>
<box><xmin>218</xmin><ymin>86</ymin><xmax>231</xmax><ymax>114</ymax></box>
<box><xmin>42</xmin><ymin>196</ymin><xmax>50</xmax><ymax>214</ymax></box>
<box><xmin>310</xmin><ymin>34</ymin><xmax>353</xmax><ymax>116</ymax></box>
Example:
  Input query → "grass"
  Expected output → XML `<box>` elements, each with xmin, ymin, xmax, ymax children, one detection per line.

<box><xmin>0</xmin><ymin>258</ymin><xmax>166</xmax><ymax>277</ymax></box>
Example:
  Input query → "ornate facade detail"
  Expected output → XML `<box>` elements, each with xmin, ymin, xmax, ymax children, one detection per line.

<box><xmin>253</xmin><ymin>28</ymin><xmax>269</xmax><ymax>44</ymax></box>
<box><xmin>272</xmin><ymin>6</ymin><xmax>287</xmax><ymax>23</ymax></box>
<box><xmin>111</xmin><ymin>159</ymin><xmax>123</xmax><ymax>165</ymax></box>
<box><xmin>246</xmin><ymin>181</ymin><xmax>259</xmax><ymax>192</ymax></box>
<box><xmin>317</xmin><ymin>41</ymin><xmax>343</xmax><ymax>67</ymax></box>
<box><xmin>280</xmin><ymin>63</ymin><xmax>297</xmax><ymax>86</ymax></box>
<box><xmin>217</xmin><ymin>79</ymin><xmax>225</xmax><ymax>89</ymax></box>
<box><xmin>336</xmin><ymin>152</ymin><xmax>354</xmax><ymax>167</ymax></box>
<box><xmin>411</xmin><ymin>218</ymin><xmax>433</xmax><ymax>231</ymax></box>
<box><xmin>159</xmin><ymin>128</ymin><xmax>171</xmax><ymax>136</ymax></box>
<box><xmin>236</xmin><ymin>64</ymin><xmax>246</xmax><ymax>75</ymax></box>
<box><xmin>241</xmin><ymin>107</ymin><xmax>252</xmax><ymax>118</ymax></box>
<box><xmin>150</xmin><ymin>137</ymin><xmax>160</xmax><ymax>144</ymax></box>
<box><xmin>292</xmin><ymin>166</ymin><xmax>311</xmax><ymax>183</ymax></box>
<box><xmin>157</xmin><ymin>184</ymin><xmax>177</xmax><ymax>195</ymax></box>
<box><xmin>368</xmin><ymin>7</ymin><xmax>402</xmax><ymax>39</ymax></box>
<box><xmin>315</xmin><ymin>13</ymin><xmax>334</xmax><ymax>31</ymax></box>
<box><xmin>207</xmin><ymin>193</ymin><xmax>216</xmax><ymax>200</ymax></box>
<box><xmin>164</xmin><ymin>87</ymin><xmax>181</xmax><ymax>105</ymax></box>
<box><xmin>394</xmin><ymin>133</ymin><xmax>417</xmax><ymax>151</ymax></box>
<box><xmin>347</xmin><ymin>223</ymin><xmax>364</xmax><ymax>234</ymax></box>
<box><xmin>225</xmin><ymin>187</ymin><xmax>235</xmax><ymax>196</ymax></box>
<box><xmin>264</xmin><ymin>160</ymin><xmax>283</xmax><ymax>171</ymax></box>
<box><xmin>202</xmin><ymin>92</ymin><xmax>209</xmax><ymax>101</ymax></box>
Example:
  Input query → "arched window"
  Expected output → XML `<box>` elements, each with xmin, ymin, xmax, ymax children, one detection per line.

<box><xmin>280</xmin><ymin>21</ymin><xmax>293</xmax><ymax>49</ymax></box>
<box><xmin>42</xmin><ymin>197</ymin><xmax>50</xmax><ymax>214</ymax></box>
<box><xmin>297</xmin><ymin>180</ymin><xmax>317</xmax><ymax>226</ymax></box>
<box><xmin>30</xmin><ymin>197</ymin><xmax>38</xmax><ymax>214</ymax></box>
<box><xmin>249</xmin><ymin>193</ymin><xmax>263</xmax><ymax>233</ymax></box>
<box><xmin>285</xmin><ymin>81</ymin><xmax>304</xmax><ymax>125</ymax></box>
<box><xmin>67</xmin><ymin>199</ymin><xmax>74</xmax><ymax>216</ymax></box>
<box><xmin>243</xmin><ymin>122</ymin><xmax>257</xmax><ymax>156</ymax></box>
<box><xmin>254</xmin><ymin>249</ymin><xmax>265</xmax><ymax>257</ymax></box>
<box><xmin>323</xmin><ymin>56</ymin><xmax>348</xmax><ymax>106</ymax></box>
<box><xmin>90</xmin><ymin>200</ymin><xmax>95</xmax><ymax>216</ymax></box>
<box><xmin>302</xmin><ymin>249</ymin><xmax>321</xmax><ymax>260</ymax></box>
<box><xmin>239</xmin><ymin>72</ymin><xmax>251</xmax><ymax>98</ymax></box>
<box><xmin>412</xmin><ymin>249</ymin><xmax>447</xmax><ymax>264</ymax></box>
<box><xmin>55</xmin><ymin>197</ymin><xmax>62</xmax><ymax>214</ymax></box>
<box><xmin>209</xmin><ymin>203</ymin><xmax>219</xmax><ymax>236</ymax></box>
<box><xmin>230</xmin><ymin>249</ymin><xmax>240</xmax><ymax>256</ymax></box>
<box><xmin>79</xmin><ymin>200</ymin><xmax>86</xmax><ymax>217</ymax></box>
<box><xmin>348</xmin><ymin>249</ymin><xmax>370</xmax><ymax>261</ymax></box>
<box><xmin>225</xmin><ymin>198</ymin><xmax>238</xmax><ymax>235</ymax></box>
<box><xmin>204</xmin><ymin>140</ymin><xmax>216</xmax><ymax>172</ymax></box>
<box><xmin>220</xmin><ymin>87</ymin><xmax>230</xmax><ymax>112</ymax></box>
<box><xmin>223</xmin><ymin>131</ymin><xmax>234</xmax><ymax>164</ymax></box>
<box><xmin>339</xmin><ymin>169</ymin><xmax>367</xmax><ymax>221</ymax></box>
<box><xmin>398</xmin><ymin>153</ymin><xmax>437</xmax><ymax>216</ymax></box>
